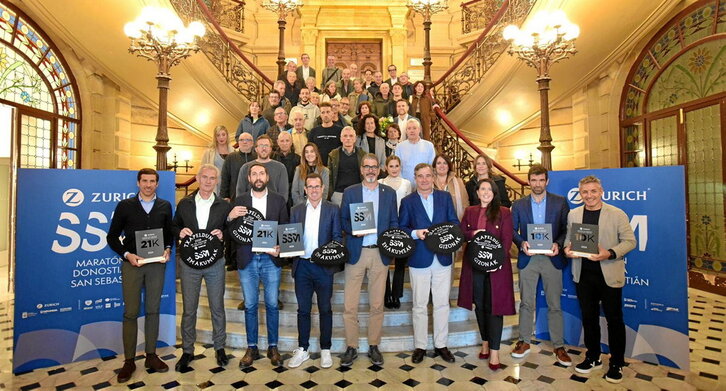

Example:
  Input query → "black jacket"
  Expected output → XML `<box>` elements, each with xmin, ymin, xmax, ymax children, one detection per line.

<box><xmin>465</xmin><ymin>174</ymin><xmax>512</xmax><ymax>208</ymax></box>
<box><xmin>220</xmin><ymin>150</ymin><xmax>257</xmax><ymax>200</ymax></box>
<box><xmin>233</xmin><ymin>190</ymin><xmax>290</xmax><ymax>269</ymax></box>
<box><xmin>173</xmin><ymin>191</ymin><xmax>232</xmax><ymax>266</ymax></box>
<box><xmin>107</xmin><ymin>195</ymin><xmax>174</xmax><ymax>260</ymax></box>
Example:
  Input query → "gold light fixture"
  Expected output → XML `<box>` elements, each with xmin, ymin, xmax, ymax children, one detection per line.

<box><xmin>125</xmin><ymin>6</ymin><xmax>205</xmax><ymax>170</ymax></box>
<box><xmin>261</xmin><ymin>0</ymin><xmax>303</xmax><ymax>76</ymax></box>
<box><xmin>407</xmin><ymin>0</ymin><xmax>448</xmax><ymax>87</ymax></box>
<box><xmin>504</xmin><ymin>10</ymin><xmax>578</xmax><ymax>170</ymax></box>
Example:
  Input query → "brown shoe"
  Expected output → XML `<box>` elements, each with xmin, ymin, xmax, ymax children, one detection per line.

<box><xmin>144</xmin><ymin>353</ymin><xmax>169</xmax><ymax>372</ymax></box>
<box><xmin>239</xmin><ymin>347</ymin><xmax>260</xmax><ymax>368</ymax></box>
<box><xmin>117</xmin><ymin>359</ymin><xmax>136</xmax><ymax>383</ymax></box>
<box><xmin>554</xmin><ymin>347</ymin><xmax>572</xmax><ymax>367</ymax></box>
<box><xmin>267</xmin><ymin>346</ymin><xmax>282</xmax><ymax>367</ymax></box>
<box><xmin>511</xmin><ymin>341</ymin><xmax>530</xmax><ymax>358</ymax></box>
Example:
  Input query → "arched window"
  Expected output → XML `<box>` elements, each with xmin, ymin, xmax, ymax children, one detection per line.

<box><xmin>0</xmin><ymin>2</ymin><xmax>81</xmax><ymax>168</ymax></box>
<box><xmin>619</xmin><ymin>0</ymin><xmax>725</xmax><ymax>273</ymax></box>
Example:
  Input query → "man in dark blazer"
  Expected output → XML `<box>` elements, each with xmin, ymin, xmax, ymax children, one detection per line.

<box><xmin>229</xmin><ymin>163</ymin><xmax>290</xmax><ymax>368</ymax></box>
<box><xmin>106</xmin><ymin>168</ymin><xmax>173</xmax><ymax>383</ymax></box>
<box><xmin>172</xmin><ymin>164</ymin><xmax>233</xmax><ymax>372</ymax></box>
<box><xmin>287</xmin><ymin>173</ymin><xmax>342</xmax><ymax>369</ymax></box>
<box><xmin>295</xmin><ymin>53</ymin><xmax>315</xmax><ymax>83</ymax></box>
<box><xmin>399</xmin><ymin>163</ymin><xmax>459</xmax><ymax>364</ymax></box>
<box><xmin>339</xmin><ymin>153</ymin><xmax>399</xmax><ymax>367</ymax></box>
<box><xmin>510</xmin><ymin>164</ymin><xmax>571</xmax><ymax>366</ymax></box>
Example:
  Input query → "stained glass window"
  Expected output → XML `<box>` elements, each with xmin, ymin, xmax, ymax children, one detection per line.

<box><xmin>0</xmin><ymin>2</ymin><xmax>81</xmax><ymax>169</ymax></box>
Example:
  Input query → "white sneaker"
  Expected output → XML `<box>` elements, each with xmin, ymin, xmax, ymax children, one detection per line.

<box><xmin>288</xmin><ymin>348</ymin><xmax>310</xmax><ymax>368</ymax></box>
<box><xmin>320</xmin><ymin>349</ymin><xmax>333</xmax><ymax>368</ymax></box>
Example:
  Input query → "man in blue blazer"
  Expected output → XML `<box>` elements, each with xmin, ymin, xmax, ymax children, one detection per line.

<box><xmin>287</xmin><ymin>173</ymin><xmax>342</xmax><ymax>369</ymax></box>
<box><xmin>399</xmin><ymin>163</ymin><xmax>460</xmax><ymax>364</ymax></box>
<box><xmin>510</xmin><ymin>164</ymin><xmax>572</xmax><ymax>366</ymax></box>
<box><xmin>229</xmin><ymin>163</ymin><xmax>289</xmax><ymax>368</ymax></box>
<box><xmin>339</xmin><ymin>153</ymin><xmax>399</xmax><ymax>367</ymax></box>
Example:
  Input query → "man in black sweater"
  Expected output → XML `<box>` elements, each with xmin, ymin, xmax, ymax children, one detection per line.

<box><xmin>106</xmin><ymin>168</ymin><xmax>173</xmax><ymax>383</ymax></box>
<box><xmin>308</xmin><ymin>102</ymin><xmax>342</xmax><ymax>166</ymax></box>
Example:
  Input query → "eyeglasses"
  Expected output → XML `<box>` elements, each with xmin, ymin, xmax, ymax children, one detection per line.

<box><xmin>388</xmin><ymin>68</ymin><xmax>396</xmax><ymax>71</ymax></box>
<box><xmin>305</xmin><ymin>185</ymin><xmax>322</xmax><ymax>190</ymax></box>
<box><xmin>362</xmin><ymin>165</ymin><xmax>379</xmax><ymax>170</ymax></box>
<box><xmin>257</xmin><ymin>145</ymin><xmax>271</xmax><ymax>149</ymax></box>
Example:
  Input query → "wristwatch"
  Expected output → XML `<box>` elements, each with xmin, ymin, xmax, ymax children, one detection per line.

<box><xmin>607</xmin><ymin>249</ymin><xmax>617</xmax><ymax>260</ymax></box>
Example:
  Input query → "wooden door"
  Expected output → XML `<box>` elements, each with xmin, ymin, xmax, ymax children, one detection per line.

<box><xmin>325</xmin><ymin>40</ymin><xmax>382</xmax><ymax>73</ymax></box>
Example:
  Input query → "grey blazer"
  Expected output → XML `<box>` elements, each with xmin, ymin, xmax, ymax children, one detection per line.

<box><xmin>565</xmin><ymin>202</ymin><xmax>637</xmax><ymax>288</ymax></box>
<box><xmin>356</xmin><ymin>135</ymin><xmax>387</xmax><ymax>172</ymax></box>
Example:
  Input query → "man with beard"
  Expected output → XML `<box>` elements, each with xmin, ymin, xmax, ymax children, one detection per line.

<box><xmin>236</xmin><ymin>135</ymin><xmax>289</xmax><ymax>203</ymax></box>
<box><xmin>229</xmin><ymin>163</ymin><xmax>290</xmax><ymax>368</ymax></box>
<box><xmin>107</xmin><ymin>168</ymin><xmax>172</xmax><ymax>383</ymax></box>
<box><xmin>510</xmin><ymin>164</ymin><xmax>572</xmax><ymax>366</ymax></box>
<box><xmin>172</xmin><ymin>164</ymin><xmax>232</xmax><ymax>372</ymax></box>
<box><xmin>291</xmin><ymin>87</ymin><xmax>320</xmax><ymax>132</ymax></box>
<box><xmin>339</xmin><ymin>154</ymin><xmax>399</xmax><ymax>367</ymax></box>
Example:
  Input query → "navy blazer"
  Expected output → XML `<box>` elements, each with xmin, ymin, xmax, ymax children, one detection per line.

<box><xmin>340</xmin><ymin>183</ymin><xmax>399</xmax><ymax>265</ymax></box>
<box><xmin>233</xmin><ymin>190</ymin><xmax>290</xmax><ymax>269</ymax></box>
<box><xmin>289</xmin><ymin>200</ymin><xmax>343</xmax><ymax>275</ymax></box>
<box><xmin>399</xmin><ymin>190</ymin><xmax>460</xmax><ymax>268</ymax></box>
<box><xmin>511</xmin><ymin>192</ymin><xmax>570</xmax><ymax>270</ymax></box>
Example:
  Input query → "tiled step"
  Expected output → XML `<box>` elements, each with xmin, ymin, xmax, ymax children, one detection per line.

<box><xmin>181</xmin><ymin>314</ymin><xmax>519</xmax><ymax>353</ymax></box>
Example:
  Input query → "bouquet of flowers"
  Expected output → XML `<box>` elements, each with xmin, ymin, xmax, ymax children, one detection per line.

<box><xmin>378</xmin><ymin>116</ymin><xmax>394</xmax><ymax>138</ymax></box>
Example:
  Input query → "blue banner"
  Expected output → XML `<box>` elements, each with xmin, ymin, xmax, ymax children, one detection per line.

<box><xmin>14</xmin><ymin>169</ymin><xmax>177</xmax><ymax>373</ymax></box>
<box><xmin>534</xmin><ymin>166</ymin><xmax>689</xmax><ymax>369</ymax></box>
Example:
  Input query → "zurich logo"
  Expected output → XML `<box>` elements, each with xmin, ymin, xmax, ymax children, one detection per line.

<box><xmin>62</xmin><ymin>188</ymin><xmax>84</xmax><ymax>207</ymax></box>
<box><xmin>567</xmin><ymin>187</ymin><xmax>582</xmax><ymax>205</ymax></box>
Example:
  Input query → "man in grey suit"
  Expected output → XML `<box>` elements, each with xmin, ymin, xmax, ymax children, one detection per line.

<box><xmin>564</xmin><ymin>175</ymin><xmax>636</xmax><ymax>384</ymax></box>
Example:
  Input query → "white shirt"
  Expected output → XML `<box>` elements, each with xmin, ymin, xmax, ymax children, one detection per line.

<box><xmin>302</xmin><ymin>66</ymin><xmax>311</xmax><ymax>81</ymax></box>
<box><xmin>303</xmin><ymin>200</ymin><xmax>322</xmax><ymax>259</ymax></box>
<box><xmin>195</xmin><ymin>192</ymin><xmax>215</xmax><ymax>230</ymax></box>
<box><xmin>251</xmin><ymin>189</ymin><xmax>268</xmax><ymax>218</ymax></box>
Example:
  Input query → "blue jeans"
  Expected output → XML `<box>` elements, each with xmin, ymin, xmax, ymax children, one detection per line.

<box><xmin>294</xmin><ymin>259</ymin><xmax>334</xmax><ymax>350</ymax></box>
<box><xmin>238</xmin><ymin>253</ymin><xmax>281</xmax><ymax>346</ymax></box>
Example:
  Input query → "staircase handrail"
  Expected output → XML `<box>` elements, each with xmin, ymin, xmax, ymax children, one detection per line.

<box><xmin>433</xmin><ymin>0</ymin><xmax>534</xmax><ymax>111</ymax></box>
<box><xmin>169</xmin><ymin>0</ymin><xmax>273</xmax><ymax>104</ymax></box>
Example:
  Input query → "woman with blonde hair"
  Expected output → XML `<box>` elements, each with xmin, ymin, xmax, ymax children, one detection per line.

<box><xmin>291</xmin><ymin>143</ymin><xmax>331</xmax><ymax>205</ymax></box>
<box><xmin>201</xmin><ymin>125</ymin><xmax>234</xmax><ymax>195</ymax></box>
<box><xmin>433</xmin><ymin>154</ymin><xmax>469</xmax><ymax>220</ymax></box>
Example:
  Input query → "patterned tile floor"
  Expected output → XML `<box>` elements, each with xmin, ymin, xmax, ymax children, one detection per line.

<box><xmin>0</xmin><ymin>289</ymin><xmax>724</xmax><ymax>390</ymax></box>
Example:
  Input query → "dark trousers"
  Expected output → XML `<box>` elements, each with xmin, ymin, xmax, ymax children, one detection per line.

<box><xmin>294</xmin><ymin>259</ymin><xmax>334</xmax><ymax>350</ymax></box>
<box><xmin>472</xmin><ymin>269</ymin><xmax>503</xmax><ymax>350</ymax></box>
<box><xmin>121</xmin><ymin>261</ymin><xmax>166</xmax><ymax>359</ymax></box>
<box><xmin>224</xmin><ymin>238</ymin><xmax>236</xmax><ymax>268</ymax></box>
<box><xmin>384</xmin><ymin>257</ymin><xmax>408</xmax><ymax>299</ymax></box>
<box><xmin>575</xmin><ymin>268</ymin><xmax>625</xmax><ymax>366</ymax></box>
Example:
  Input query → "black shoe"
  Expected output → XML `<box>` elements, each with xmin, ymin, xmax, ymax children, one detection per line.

<box><xmin>575</xmin><ymin>357</ymin><xmax>603</xmax><ymax>374</ymax></box>
<box><xmin>215</xmin><ymin>349</ymin><xmax>229</xmax><ymax>367</ymax></box>
<box><xmin>368</xmin><ymin>345</ymin><xmax>384</xmax><ymax>365</ymax></box>
<box><xmin>226</xmin><ymin>264</ymin><xmax>236</xmax><ymax>271</ymax></box>
<box><xmin>392</xmin><ymin>297</ymin><xmax>401</xmax><ymax>309</ymax></box>
<box><xmin>434</xmin><ymin>347</ymin><xmax>455</xmax><ymax>363</ymax></box>
<box><xmin>339</xmin><ymin>346</ymin><xmax>358</xmax><ymax>367</ymax></box>
<box><xmin>384</xmin><ymin>295</ymin><xmax>394</xmax><ymax>309</ymax></box>
<box><xmin>278</xmin><ymin>299</ymin><xmax>284</xmax><ymax>311</ymax></box>
<box><xmin>237</xmin><ymin>300</ymin><xmax>245</xmax><ymax>311</ymax></box>
<box><xmin>117</xmin><ymin>359</ymin><xmax>136</xmax><ymax>383</ymax></box>
<box><xmin>175</xmin><ymin>352</ymin><xmax>193</xmax><ymax>372</ymax></box>
<box><xmin>605</xmin><ymin>364</ymin><xmax>623</xmax><ymax>383</ymax></box>
<box><xmin>412</xmin><ymin>348</ymin><xmax>426</xmax><ymax>364</ymax></box>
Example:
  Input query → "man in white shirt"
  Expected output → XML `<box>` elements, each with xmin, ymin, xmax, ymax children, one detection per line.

<box><xmin>287</xmin><ymin>173</ymin><xmax>342</xmax><ymax>369</ymax></box>
<box><xmin>395</xmin><ymin>100</ymin><xmax>418</xmax><ymax>141</ymax></box>
<box><xmin>395</xmin><ymin>119</ymin><xmax>436</xmax><ymax>189</ymax></box>
<box><xmin>295</xmin><ymin>53</ymin><xmax>315</xmax><ymax>83</ymax></box>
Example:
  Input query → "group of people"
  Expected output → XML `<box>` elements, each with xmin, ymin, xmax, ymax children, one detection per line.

<box><xmin>106</xmin><ymin>55</ymin><xmax>636</xmax><ymax>385</ymax></box>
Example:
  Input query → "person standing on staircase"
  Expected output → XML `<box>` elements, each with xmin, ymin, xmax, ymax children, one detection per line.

<box><xmin>172</xmin><ymin>164</ymin><xmax>232</xmax><ymax>372</ymax></box>
<box><xmin>229</xmin><ymin>163</ymin><xmax>290</xmax><ymax>368</ymax></box>
<box><xmin>287</xmin><ymin>173</ymin><xmax>342</xmax><ymax>369</ymax></box>
<box><xmin>339</xmin><ymin>153</ymin><xmax>399</xmax><ymax>367</ymax></box>
<box><xmin>510</xmin><ymin>164</ymin><xmax>572</xmax><ymax>366</ymax></box>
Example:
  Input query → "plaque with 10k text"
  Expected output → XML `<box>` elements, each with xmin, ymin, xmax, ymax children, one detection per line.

<box><xmin>527</xmin><ymin>224</ymin><xmax>553</xmax><ymax>254</ymax></box>
<box><xmin>570</xmin><ymin>223</ymin><xmax>599</xmax><ymax>258</ymax></box>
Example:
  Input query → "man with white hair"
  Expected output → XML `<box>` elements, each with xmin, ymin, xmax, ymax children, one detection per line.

<box><xmin>395</xmin><ymin>119</ymin><xmax>436</xmax><ymax>188</ymax></box>
<box><xmin>172</xmin><ymin>164</ymin><xmax>233</xmax><ymax>372</ymax></box>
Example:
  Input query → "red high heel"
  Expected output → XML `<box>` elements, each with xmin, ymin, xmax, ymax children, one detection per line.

<box><xmin>478</xmin><ymin>351</ymin><xmax>489</xmax><ymax>359</ymax></box>
<box><xmin>488</xmin><ymin>362</ymin><xmax>501</xmax><ymax>370</ymax></box>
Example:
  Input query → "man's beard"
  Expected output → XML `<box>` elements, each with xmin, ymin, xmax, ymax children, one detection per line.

<box><xmin>364</xmin><ymin>175</ymin><xmax>377</xmax><ymax>183</ymax></box>
<box><xmin>251</xmin><ymin>181</ymin><xmax>267</xmax><ymax>192</ymax></box>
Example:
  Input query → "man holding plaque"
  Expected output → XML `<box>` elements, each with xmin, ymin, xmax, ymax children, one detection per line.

<box><xmin>339</xmin><ymin>154</ymin><xmax>399</xmax><ymax>367</ymax></box>
<box><xmin>510</xmin><ymin>164</ymin><xmax>571</xmax><ymax>365</ymax></box>
<box><xmin>172</xmin><ymin>164</ymin><xmax>233</xmax><ymax>371</ymax></box>
<box><xmin>229</xmin><ymin>163</ymin><xmax>290</xmax><ymax>368</ymax></box>
<box><xmin>399</xmin><ymin>163</ymin><xmax>460</xmax><ymax>364</ymax></box>
<box><xmin>564</xmin><ymin>175</ymin><xmax>636</xmax><ymax>384</ymax></box>
<box><xmin>107</xmin><ymin>168</ymin><xmax>173</xmax><ymax>383</ymax></box>
<box><xmin>287</xmin><ymin>173</ymin><xmax>342</xmax><ymax>369</ymax></box>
